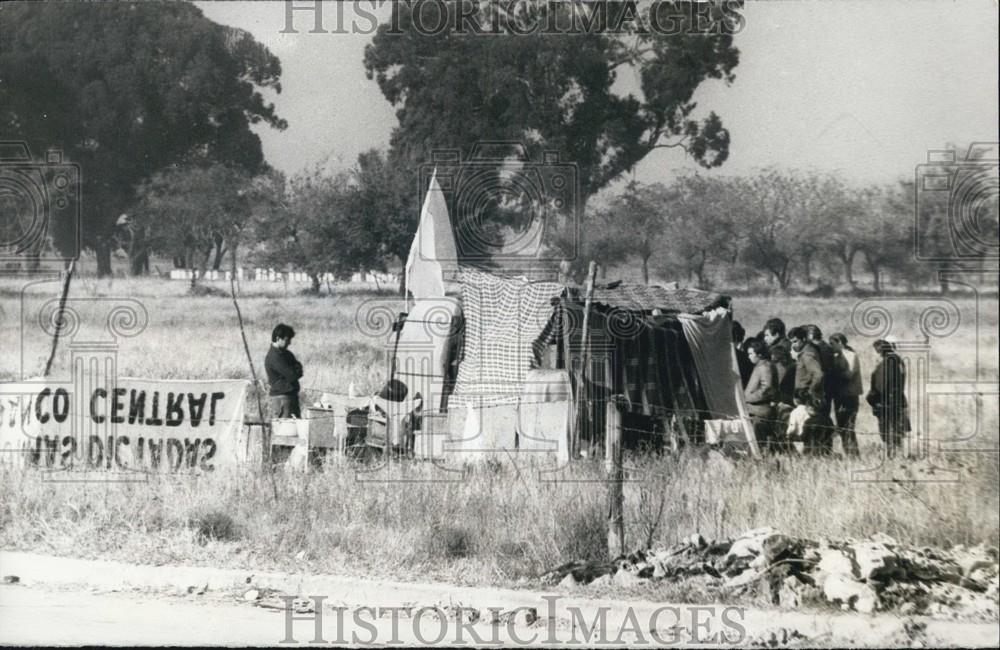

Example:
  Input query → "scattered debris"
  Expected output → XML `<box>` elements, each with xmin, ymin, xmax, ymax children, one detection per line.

<box><xmin>540</xmin><ymin>528</ymin><xmax>1000</xmax><ymax>619</ymax></box>
<box><xmin>747</xmin><ymin>627</ymin><xmax>810</xmax><ymax>647</ymax></box>
<box><xmin>2</xmin><ymin>575</ymin><xmax>20</xmax><ymax>585</ymax></box>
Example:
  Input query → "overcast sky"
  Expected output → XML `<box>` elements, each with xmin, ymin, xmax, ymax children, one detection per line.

<box><xmin>197</xmin><ymin>0</ymin><xmax>999</xmax><ymax>188</ymax></box>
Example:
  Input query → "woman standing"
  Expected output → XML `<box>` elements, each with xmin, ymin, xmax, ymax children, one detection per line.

<box><xmin>744</xmin><ymin>339</ymin><xmax>778</xmax><ymax>452</ymax></box>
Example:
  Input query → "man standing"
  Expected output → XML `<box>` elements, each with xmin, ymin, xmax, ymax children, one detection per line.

<box><xmin>789</xmin><ymin>325</ymin><xmax>829</xmax><ymax>452</ymax></box>
<box><xmin>830</xmin><ymin>333</ymin><xmax>862</xmax><ymax>457</ymax></box>
<box><xmin>266</xmin><ymin>323</ymin><xmax>303</xmax><ymax>418</ymax></box>
<box><xmin>805</xmin><ymin>324</ymin><xmax>836</xmax><ymax>411</ymax></box>
<box><xmin>763</xmin><ymin>318</ymin><xmax>795</xmax><ymax>406</ymax></box>
<box><xmin>866</xmin><ymin>338</ymin><xmax>910</xmax><ymax>458</ymax></box>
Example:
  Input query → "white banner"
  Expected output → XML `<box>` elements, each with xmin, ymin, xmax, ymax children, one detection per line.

<box><xmin>0</xmin><ymin>378</ymin><xmax>248</xmax><ymax>473</ymax></box>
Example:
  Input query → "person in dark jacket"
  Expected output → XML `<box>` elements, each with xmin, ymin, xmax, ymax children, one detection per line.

<box><xmin>789</xmin><ymin>326</ymin><xmax>829</xmax><ymax>452</ymax></box>
<box><xmin>732</xmin><ymin>320</ymin><xmax>753</xmax><ymax>387</ymax></box>
<box><xmin>805</xmin><ymin>324</ymin><xmax>836</xmax><ymax>415</ymax></box>
<box><xmin>830</xmin><ymin>333</ymin><xmax>862</xmax><ymax>457</ymax></box>
<box><xmin>743</xmin><ymin>339</ymin><xmax>777</xmax><ymax>451</ymax></box>
<box><xmin>265</xmin><ymin>323</ymin><xmax>303</xmax><ymax>418</ymax></box>
<box><xmin>866</xmin><ymin>338</ymin><xmax>910</xmax><ymax>458</ymax></box>
<box><xmin>763</xmin><ymin>318</ymin><xmax>795</xmax><ymax>406</ymax></box>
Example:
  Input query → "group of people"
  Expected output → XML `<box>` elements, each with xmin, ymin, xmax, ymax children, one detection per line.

<box><xmin>734</xmin><ymin>318</ymin><xmax>911</xmax><ymax>457</ymax></box>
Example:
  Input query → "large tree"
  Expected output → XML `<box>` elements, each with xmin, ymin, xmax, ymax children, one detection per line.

<box><xmin>0</xmin><ymin>2</ymin><xmax>286</xmax><ymax>275</ymax></box>
<box><xmin>252</xmin><ymin>164</ymin><xmax>387</xmax><ymax>293</ymax></box>
<box><xmin>733</xmin><ymin>169</ymin><xmax>833</xmax><ymax>292</ymax></box>
<box><xmin>131</xmin><ymin>164</ymin><xmax>284</xmax><ymax>287</ymax></box>
<box><xmin>363</xmin><ymin>0</ymin><xmax>740</xmax><ymax>257</ymax></box>
<box><xmin>655</xmin><ymin>174</ymin><xmax>738</xmax><ymax>288</ymax></box>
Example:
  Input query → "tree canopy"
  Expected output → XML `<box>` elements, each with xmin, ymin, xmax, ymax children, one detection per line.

<box><xmin>363</xmin><ymin>0</ymin><xmax>741</xmax><ymax>262</ymax></box>
<box><xmin>0</xmin><ymin>2</ymin><xmax>286</xmax><ymax>274</ymax></box>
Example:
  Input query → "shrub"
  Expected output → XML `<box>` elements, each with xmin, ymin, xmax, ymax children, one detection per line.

<box><xmin>187</xmin><ymin>508</ymin><xmax>241</xmax><ymax>543</ymax></box>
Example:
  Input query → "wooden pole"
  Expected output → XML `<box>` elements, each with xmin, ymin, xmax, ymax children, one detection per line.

<box><xmin>560</xmin><ymin>297</ymin><xmax>576</xmax><ymax>457</ymax></box>
<box><xmin>230</xmin><ymin>265</ymin><xmax>273</xmax><ymax>483</ymax></box>
<box><xmin>574</xmin><ymin>261</ymin><xmax>598</xmax><ymax>457</ymax></box>
<box><xmin>605</xmin><ymin>357</ymin><xmax>625</xmax><ymax>559</ymax></box>
<box><xmin>43</xmin><ymin>260</ymin><xmax>75</xmax><ymax>377</ymax></box>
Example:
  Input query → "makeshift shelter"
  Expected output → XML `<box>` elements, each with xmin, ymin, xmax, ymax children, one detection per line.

<box><xmin>394</xmin><ymin>269</ymin><xmax>758</xmax><ymax>461</ymax></box>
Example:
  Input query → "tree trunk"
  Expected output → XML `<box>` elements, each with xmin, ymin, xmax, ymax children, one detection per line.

<box><xmin>212</xmin><ymin>235</ymin><xmax>226</xmax><ymax>271</ymax></box>
<box><xmin>939</xmin><ymin>276</ymin><xmax>950</xmax><ymax>295</ymax></box>
<box><xmin>695</xmin><ymin>250</ymin><xmax>707</xmax><ymax>289</ymax></box>
<box><xmin>95</xmin><ymin>240</ymin><xmax>113</xmax><ymax>278</ymax></box>
<box><xmin>129</xmin><ymin>248</ymin><xmax>149</xmax><ymax>276</ymax></box>
<box><xmin>803</xmin><ymin>253</ymin><xmax>813</xmax><ymax>284</ymax></box>
<box><xmin>842</xmin><ymin>248</ymin><xmax>857</xmax><ymax>287</ymax></box>
<box><xmin>778</xmin><ymin>262</ymin><xmax>792</xmax><ymax>292</ymax></box>
<box><xmin>641</xmin><ymin>255</ymin><xmax>650</xmax><ymax>285</ymax></box>
<box><xmin>310</xmin><ymin>273</ymin><xmax>321</xmax><ymax>293</ymax></box>
<box><xmin>173</xmin><ymin>255</ymin><xmax>186</xmax><ymax>269</ymax></box>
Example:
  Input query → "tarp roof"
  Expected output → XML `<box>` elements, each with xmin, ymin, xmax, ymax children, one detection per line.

<box><xmin>564</xmin><ymin>282</ymin><xmax>729</xmax><ymax>315</ymax></box>
<box><xmin>451</xmin><ymin>263</ymin><xmax>729</xmax><ymax>315</ymax></box>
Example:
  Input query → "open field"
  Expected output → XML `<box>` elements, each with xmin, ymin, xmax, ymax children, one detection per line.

<box><xmin>1</xmin><ymin>277</ymin><xmax>997</xmax><ymax>593</ymax></box>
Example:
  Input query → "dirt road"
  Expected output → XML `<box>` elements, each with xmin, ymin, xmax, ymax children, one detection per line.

<box><xmin>0</xmin><ymin>584</ymin><xmax>573</xmax><ymax>647</ymax></box>
<box><xmin>2</xmin><ymin>550</ymin><xmax>998</xmax><ymax>647</ymax></box>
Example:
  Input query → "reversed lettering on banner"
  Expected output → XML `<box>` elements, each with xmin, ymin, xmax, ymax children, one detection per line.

<box><xmin>0</xmin><ymin>379</ymin><xmax>248</xmax><ymax>473</ymax></box>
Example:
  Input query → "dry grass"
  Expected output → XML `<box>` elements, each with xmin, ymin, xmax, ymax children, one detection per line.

<box><xmin>0</xmin><ymin>276</ymin><xmax>997</xmax><ymax>588</ymax></box>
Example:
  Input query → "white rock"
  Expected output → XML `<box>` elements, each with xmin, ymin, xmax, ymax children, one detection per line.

<box><xmin>726</xmin><ymin>528</ymin><xmax>776</xmax><ymax>562</ymax></box>
<box><xmin>823</xmin><ymin>573</ymin><xmax>879</xmax><ymax>613</ymax></box>
<box><xmin>590</xmin><ymin>573</ymin><xmax>612</xmax><ymax>588</ymax></box>
<box><xmin>817</xmin><ymin>547</ymin><xmax>854</xmax><ymax>576</ymax></box>
<box><xmin>724</xmin><ymin>568</ymin><xmax>762</xmax><ymax>589</ymax></box>
<box><xmin>243</xmin><ymin>589</ymin><xmax>260</xmax><ymax>602</ymax></box>
<box><xmin>849</xmin><ymin>542</ymin><xmax>897</xmax><ymax>580</ymax></box>
<box><xmin>612</xmin><ymin>569</ymin><xmax>644</xmax><ymax>588</ymax></box>
<box><xmin>558</xmin><ymin>573</ymin><xmax>579</xmax><ymax>589</ymax></box>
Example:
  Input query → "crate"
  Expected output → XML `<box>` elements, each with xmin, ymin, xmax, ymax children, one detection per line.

<box><xmin>303</xmin><ymin>407</ymin><xmax>338</xmax><ymax>448</ymax></box>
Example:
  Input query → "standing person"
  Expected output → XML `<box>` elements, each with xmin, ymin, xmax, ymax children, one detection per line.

<box><xmin>743</xmin><ymin>339</ymin><xmax>777</xmax><ymax>452</ymax></box>
<box><xmin>830</xmin><ymin>333</ymin><xmax>862</xmax><ymax>457</ymax></box>
<box><xmin>866</xmin><ymin>338</ymin><xmax>910</xmax><ymax>458</ymax></box>
<box><xmin>763</xmin><ymin>318</ymin><xmax>795</xmax><ymax>406</ymax></box>
<box><xmin>732</xmin><ymin>320</ymin><xmax>753</xmax><ymax>387</ymax></box>
<box><xmin>265</xmin><ymin>323</ymin><xmax>303</xmax><ymax>419</ymax></box>
<box><xmin>788</xmin><ymin>326</ymin><xmax>830</xmax><ymax>452</ymax></box>
<box><xmin>805</xmin><ymin>324</ymin><xmax>836</xmax><ymax>414</ymax></box>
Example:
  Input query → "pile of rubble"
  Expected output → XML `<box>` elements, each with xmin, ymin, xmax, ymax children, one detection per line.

<box><xmin>543</xmin><ymin>528</ymin><xmax>999</xmax><ymax>619</ymax></box>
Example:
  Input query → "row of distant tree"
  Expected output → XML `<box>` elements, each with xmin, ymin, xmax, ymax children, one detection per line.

<box><xmin>124</xmin><ymin>158</ymin><xmax>993</xmax><ymax>296</ymax></box>
<box><xmin>127</xmin><ymin>150</ymin><xmax>409</xmax><ymax>293</ymax></box>
<box><xmin>574</xmin><ymin>170</ymin><xmax>946</xmax><ymax>293</ymax></box>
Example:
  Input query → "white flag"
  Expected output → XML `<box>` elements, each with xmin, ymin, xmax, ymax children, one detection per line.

<box><xmin>405</xmin><ymin>169</ymin><xmax>458</xmax><ymax>299</ymax></box>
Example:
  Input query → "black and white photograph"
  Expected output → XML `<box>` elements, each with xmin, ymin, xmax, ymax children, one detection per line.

<box><xmin>0</xmin><ymin>0</ymin><xmax>997</xmax><ymax>646</ymax></box>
